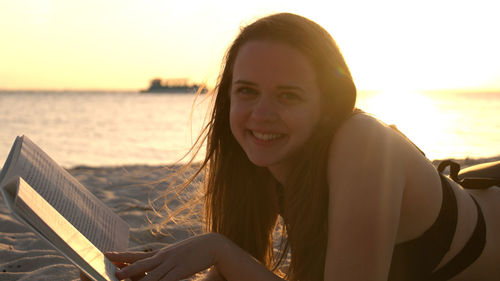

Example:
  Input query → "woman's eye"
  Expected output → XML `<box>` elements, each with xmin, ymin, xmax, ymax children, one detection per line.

<box><xmin>236</xmin><ymin>87</ymin><xmax>257</xmax><ymax>96</ymax></box>
<box><xmin>280</xmin><ymin>91</ymin><xmax>301</xmax><ymax>102</ymax></box>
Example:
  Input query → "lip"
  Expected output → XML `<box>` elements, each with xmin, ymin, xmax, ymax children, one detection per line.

<box><xmin>247</xmin><ymin>129</ymin><xmax>286</xmax><ymax>145</ymax></box>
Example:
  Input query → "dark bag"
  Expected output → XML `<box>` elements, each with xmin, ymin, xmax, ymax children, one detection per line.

<box><xmin>437</xmin><ymin>160</ymin><xmax>500</xmax><ymax>189</ymax></box>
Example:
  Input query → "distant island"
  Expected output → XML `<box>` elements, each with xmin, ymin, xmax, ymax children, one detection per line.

<box><xmin>140</xmin><ymin>78</ymin><xmax>207</xmax><ymax>94</ymax></box>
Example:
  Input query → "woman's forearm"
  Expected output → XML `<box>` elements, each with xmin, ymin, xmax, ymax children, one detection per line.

<box><xmin>199</xmin><ymin>267</ymin><xmax>225</xmax><ymax>281</ymax></box>
<box><xmin>212</xmin><ymin>233</ymin><xmax>284</xmax><ymax>281</ymax></box>
<box><xmin>107</xmin><ymin>232</ymin><xmax>282</xmax><ymax>281</ymax></box>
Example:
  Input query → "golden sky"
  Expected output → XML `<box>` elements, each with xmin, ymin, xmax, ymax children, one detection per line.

<box><xmin>1</xmin><ymin>0</ymin><xmax>499</xmax><ymax>91</ymax></box>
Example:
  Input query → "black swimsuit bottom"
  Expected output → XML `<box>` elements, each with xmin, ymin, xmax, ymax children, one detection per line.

<box><xmin>388</xmin><ymin>173</ymin><xmax>486</xmax><ymax>281</ymax></box>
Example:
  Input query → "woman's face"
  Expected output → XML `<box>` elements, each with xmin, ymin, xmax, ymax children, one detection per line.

<box><xmin>229</xmin><ymin>40</ymin><xmax>322</xmax><ymax>176</ymax></box>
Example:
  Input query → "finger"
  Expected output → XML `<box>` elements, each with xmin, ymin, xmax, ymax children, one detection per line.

<box><xmin>112</xmin><ymin>261</ymin><xmax>131</xmax><ymax>269</ymax></box>
<box><xmin>141</xmin><ymin>261</ymin><xmax>174</xmax><ymax>281</ymax></box>
<box><xmin>115</xmin><ymin>255</ymin><xmax>162</xmax><ymax>279</ymax></box>
<box><xmin>130</xmin><ymin>272</ymin><xmax>147</xmax><ymax>281</ymax></box>
<box><xmin>105</xmin><ymin>251</ymin><xmax>156</xmax><ymax>263</ymax></box>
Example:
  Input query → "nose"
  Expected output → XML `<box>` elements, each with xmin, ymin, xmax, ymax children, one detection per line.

<box><xmin>250</xmin><ymin>95</ymin><xmax>278</xmax><ymax>122</ymax></box>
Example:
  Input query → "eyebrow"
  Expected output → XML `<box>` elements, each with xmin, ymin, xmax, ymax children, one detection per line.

<box><xmin>233</xmin><ymin>80</ymin><xmax>305</xmax><ymax>92</ymax></box>
<box><xmin>233</xmin><ymin>80</ymin><xmax>257</xmax><ymax>86</ymax></box>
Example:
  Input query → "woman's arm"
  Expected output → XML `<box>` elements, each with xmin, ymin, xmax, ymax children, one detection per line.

<box><xmin>198</xmin><ymin>267</ymin><xmax>225</xmax><ymax>281</ymax></box>
<box><xmin>324</xmin><ymin>114</ymin><xmax>408</xmax><ymax>280</ymax></box>
<box><xmin>108</xmin><ymin>232</ymin><xmax>283</xmax><ymax>281</ymax></box>
<box><xmin>213</xmin><ymin>234</ymin><xmax>283</xmax><ymax>281</ymax></box>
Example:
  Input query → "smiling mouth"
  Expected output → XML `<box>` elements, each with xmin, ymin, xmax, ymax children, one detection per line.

<box><xmin>250</xmin><ymin>130</ymin><xmax>285</xmax><ymax>141</ymax></box>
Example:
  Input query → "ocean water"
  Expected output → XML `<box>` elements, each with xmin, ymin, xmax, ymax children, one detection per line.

<box><xmin>0</xmin><ymin>90</ymin><xmax>499</xmax><ymax>167</ymax></box>
<box><xmin>357</xmin><ymin>90</ymin><xmax>500</xmax><ymax>161</ymax></box>
<box><xmin>0</xmin><ymin>91</ymin><xmax>209</xmax><ymax>167</ymax></box>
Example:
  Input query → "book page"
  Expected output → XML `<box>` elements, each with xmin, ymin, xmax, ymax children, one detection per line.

<box><xmin>2</xmin><ymin>136</ymin><xmax>128</xmax><ymax>252</ymax></box>
<box><xmin>0</xmin><ymin>136</ymin><xmax>23</xmax><ymax>187</ymax></box>
<box><xmin>6</xmin><ymin>178</ymin><xmax>118</xmax><ymax>281</ymax></box>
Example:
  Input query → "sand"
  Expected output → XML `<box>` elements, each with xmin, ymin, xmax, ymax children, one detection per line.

<box><xmin>1</xmin><ymin>157</ymin><xmax>499</xmax><ymax>280</ymax></box>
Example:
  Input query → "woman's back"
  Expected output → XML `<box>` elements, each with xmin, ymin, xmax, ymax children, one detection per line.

<box><xmin>327</xmin><ymin>112</ymin><xmax>499</xmax><ymax>280</ymax></box>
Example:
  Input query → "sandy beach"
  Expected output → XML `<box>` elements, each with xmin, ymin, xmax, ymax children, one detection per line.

<box><xmin>1</xmin><ymin>156</ymin><xmax>499</xmax><ymax>280</ymax></box>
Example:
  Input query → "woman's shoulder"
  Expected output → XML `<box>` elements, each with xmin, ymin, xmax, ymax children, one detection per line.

<box><xmin>327</xmin><ymin>111</ymin><xmax>422</xmax><ymax>187</ymax></box>
<box><xmin>342</xmin><ymin>111</ymin><xmax>390</xmax><ymax>129</ymax></box>
<box><xmin>333</xmin><ymin>111</ymin><xmax>397</xmax><ymax>148</ymax></box>
<box><xmin>328</xmin><ymin>111</ymin><xmax>406</xmax><ymax>178</ymax></box>
<box><xmin>334</xmin><ymin>111</ymin><xmax>424</xmax><ymax>155</ymax></box>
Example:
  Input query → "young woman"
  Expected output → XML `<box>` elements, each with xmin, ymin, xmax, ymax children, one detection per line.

<box><xmin>93</xmin><ymin>13</ymin><xmax>500</xmax><ymax>281</ymax></box>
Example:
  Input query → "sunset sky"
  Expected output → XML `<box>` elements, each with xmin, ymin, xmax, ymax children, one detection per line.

<box><xmin>1</xmin><ymin>0</ymin><xmax>499</xmax><ymax>91</ymax></box>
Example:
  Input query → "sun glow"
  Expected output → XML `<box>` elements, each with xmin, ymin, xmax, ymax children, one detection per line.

<box><xmin>357</xmin><ymin>91</ymin><xmax>450</xmax><ymax>159</ymax></box>
<box><xmin>0</xmin><ymin>0</ymin><xmax>499</xmax><ymax>90</ymax></box>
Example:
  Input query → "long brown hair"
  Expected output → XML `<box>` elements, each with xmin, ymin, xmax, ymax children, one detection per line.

<box><xmin>162</xmin><ymin>13</ymin><xmax>356</xmax><ymax>280</ymax></box>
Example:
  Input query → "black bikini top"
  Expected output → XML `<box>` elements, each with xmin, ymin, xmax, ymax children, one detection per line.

<box><xmin>388</xmin><ymin>161</ymin><xmax>487</xmax><ymax>281</ymax></box>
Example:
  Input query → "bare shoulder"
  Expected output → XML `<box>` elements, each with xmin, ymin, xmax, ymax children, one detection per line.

<box><xmin>326</xmin><ymin>111</ymin><xmax>430</xmax><ymax>202</ymax></box>
<box><xmin>338</xmin><ymin>113</ymin><xmax>397</xmax><ymax>141</ymax></box>
<box><xmin>327</xmin><ymin>112</ymin><xmax>408</xmax><ymax>193</ymax></box>
<box><xmin>338</xmin><ymin>111</ymin><xmax>385</xmax><ymax>129</ymax></box>
<box><xmin>330</xmin><ymin>113</ymin><xmax>403</xmax><ymax>159</ymax></box>
<box><xmin>330</xmin><ymin>112</ymin><xmax>428</xmax><ymax>164</ymax></box>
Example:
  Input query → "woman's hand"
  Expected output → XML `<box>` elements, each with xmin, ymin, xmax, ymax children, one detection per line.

<box><xmin>79</xmin><ymin>251</ymin><xmax>152</xmax><ymax>281</ymax></box>
<box><xmin>107</xmin><ymin>233</ymin><xmax>222</xmax><ymax>281</ymax></box>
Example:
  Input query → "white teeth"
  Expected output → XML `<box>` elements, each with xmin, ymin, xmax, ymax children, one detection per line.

<box><xmin>251</xmin><ymin>131</ymin><xmax>283</xmax><ymax>141</ymax></box>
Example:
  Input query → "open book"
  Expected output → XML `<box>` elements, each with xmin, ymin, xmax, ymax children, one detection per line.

<box><xmin>0</xmin><ymin>136</ymin><xmax>130</xmax><ymax>281</ymax></box>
